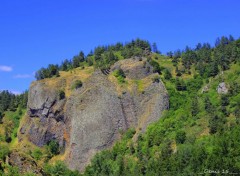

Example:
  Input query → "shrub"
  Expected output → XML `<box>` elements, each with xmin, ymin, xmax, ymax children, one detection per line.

<box><xmin>152</xmin><ymin>75</ymin><xmax>160</xmax><ymax>83</ymax></box>
<box><xmin>44</xmin><ymin>161</ymin><xmax>81</xmax><ymax>176</ymax></box>
<box><xmin>58</xmin><ymin>89</ymin><xmax>65</xmax><ymax>100</ymax></box>
<box><xmin>124</xmin><ymin>128</ymin><xmax>136</xmax><ymax>139</ymax></box>
<box><xmin>0</xmin><ymin>143</ymin><xmax>10</xmax><ymax>160</ymax></box>
<box><xmin>31</xmin><ymin>148</ymin><xmax>43</xmax><ymax>161</ymax></box>
<box><xmin>164</xmin><ymin>69</ymin><xmax>172</xmax><ymax>80</ymax></box>
<box><xmin>113</xmin><ymin>69</ymin><xmax>126</xmax><ymax>84</ymax></box>
<box><xmin>149</xmin><ymin>60</ymin><xmax>161</xmax><ymax>74</ymax></box>
<box><xmin>114</xmin><ymin>69</ymin><xmax>126</xmax><ymax>78</ymax></box>
<box><xmin>47</xmin><ymin>140</ymin><xmax>60</xmax><ymax>156</ymax></box>
<box><xmin>176</xmin><ymin>131</ymin><xmax>186</xmax><ymax>144</ymax></box>
<box><xmin>72</xmin><ymin>80</ymin><xmax>83</xmax><ymax>89</ymax></box>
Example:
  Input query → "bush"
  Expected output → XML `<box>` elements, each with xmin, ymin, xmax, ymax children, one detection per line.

<box><xmin>176</xmin><ymin>131</ymin><xmax>186</xmax><ymax>144</ymax></box>
<box><xmin>113</xmin><ymin>69</ymin><xmax>126</xmax><ymax>84</ymax></box>
<box><xmin>44</xmin><ymin>161</ymin><xmax>80</xmax><ymax>176</ymax></box>
<box><xmin>164</xmin><ymin>69</ymin><xmax>172</xmax><ymax>80</ymax></box>
<box><xmin>124</xmin><ymin>128</ymin><xmax>136</xmax><ymax>140</ymax></box>
<box><xmin>58</xmin><ymin>90</ymin><xmax>65</xmax><ymax>100</ymax></box>
<box><xmin>72</xmin><ymin>80</ymin><xmax>83</xmax><ymax>90</ymax></box>
<box><xmin>149</xmin><ymin>59</ymin><xmax>161</xmax><ymax>74</ymax></box>
<box><xmin>175</xmin><ymin>78</ymin><xmax>187</xmax><ymax>91</ymax></box>
<box><xmin>114</xmin><ymin>69</ymin><xmax>125</xmax><ymax>78</ymax></box>
<box><xmin>31</xmin><ymin>148</ymin><xmax>43</xmax><ymax>161</ymax></box>
<box><xmin>152</xmin><ymin>75</ymin><xmax>160</xmax><ymax>83</ymax></box>
<box><xmin>0</xmin><ymin>143</ymin><xmax>10</xmax><ymax>161</ymax></box>
<box><xmin>47</xmin><ymin>140</ymin><xmax>60</xmax><ymax>156</ymax></box>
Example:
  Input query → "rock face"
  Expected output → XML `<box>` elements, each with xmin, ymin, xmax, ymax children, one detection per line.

<box><xmin>19</xmin><ymin>58</ymin><xmax>169</xmax><ymax>172</ymax></box>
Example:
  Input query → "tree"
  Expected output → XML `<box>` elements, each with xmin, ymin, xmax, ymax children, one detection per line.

<box><xmin>79</xmin><ymin>51</ymin><xmax>85</xmax><ymax>62</ymax></box>
<box><xmin>94</xmin><ymin>46</ymin><xmax>105</xmax><ymax>61</ymax></box>
<box><xmin>164</xmin><ymin>69</ymin><xmax>172</xmax><ymax>80</ymax></box>
<box><xmin>191</xmin><ymin>97</ymin><xmax>199</xmax><ymax>117</ymax></box>
<box><xmin>149</xmin><ymin>59</ymin><xmax>161</xmax><ymax>74</ymax></box>
<box><xmin>35</xmin><ymin>67</ymin><xmax>46</xmax><ymax>80</ymax></box>
<box><xmin>229</xmin><ymin>35</ymin><xmax>235</xmax><ymax>42</ymax></box>
<box><xmin>72</xmin><ymin>51</ymin><xmax>85</xmax><ymax>68</ymax></box>
<box><xmin>35</xmin><ymin>64</ymin><xmax>59</xmax><ymax>80</ymax></box>
<box><xmin>182</xmin><ymin>49</ymin><xmax>198</xmax><ymax>70</ymax></box>
<box><xmin>31</xmin><ymin>148</ymin><xmax>43</xmax><ymax>161</ymax></box>
<box><xmin>60</xmin><ymin>59</ymin><xmax>71</xmax><ymax>71</ymax></box>
<box><xmin>44</xmin><ymin>161</ymin><xmax>80</xmax><ymax>176</ymax></box>
<box><xmin>0</xmin><ymin>143</ymin><xmax>10</xmax><ymax>161</ymax></box>
<box><xmin>209</xmin><ymin>115</ymin><xmax>225</xmax><ymax>134</ymax></box>
<box><xmin>167</xmin><ymin>51</ymin><xmax>173</xmax><ymax>58</ymax></box>
<box><xmin>195</xmin><ymin>43</ymin><xmax>202</xmax><ymax>51</ymax></box>
<box><xmin>175</xmin><ymin>78</ymin><xmax>187</xmax><ymax>91</ymax></box>
<box><xmin>208</xmin><ymin>61</ymin><xmax>219</xmax><ymax>77</ymax></box>
<box><xmin>72</xmin><ymin>55</ymin><xmax>80</xmax><ymax>68</ymax></box>
<box><xmin>152</xmin><ymin>42</ymin><xmax>159</xmax><ymax>53</ymax></box>
<box><xmin>204</xmin><ymin>97</ymin><xmax>213</xmax><ymax>114</ymax></box>
<box><xmin>215</xmin><ymin>37</ymin><xmax>221</xmax><ymax>47</ymax></box>
<box><xmin>113</xmin><ymin>69</ymin><xmax>126</xmax><ymax>83</ymax></box>
<box><xmin>176</xmin><ymin>131</ymin><xmax>186</xmax><ymax>144</ymax></box>
<box><xmin>47</xmin><ymin>140</ymin><xmax>60</xmax><ymax>156</ymax></box>
<box><xmin>0</xmin><ymin>111</ymin><xmax>3</xmax><ymax>123</ymax></box>
<box><xmin>48</xmin><ymin>64</ymin><xmax>59</xmax><ymax>77</ymax></box>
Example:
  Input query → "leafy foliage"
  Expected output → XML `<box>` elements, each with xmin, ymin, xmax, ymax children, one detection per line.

<box><xmin>113</xmin><ymin>69</ymin><xmax>126</xmax><ymax>84</ymax></box>
<box><xmin>72</xmin><ymin>80</ymin><xmax>83</xmax><ymax>90</ymax></box>
<box><xmin>44</xmin><ymin>161</ymin><xmax>80</xmax><ymax>176</ymax></box>
<box><xmin>31</xmin><ymin>148</ymin><xmax>43</xmax><ymax>161</ymax></box>
<box><xmin>46</xmin><ymin>140</ymin><xmax>60</xmax><ymax>156</ymax></box>
<box><xmin>0</xmin><ymin>90</ymin><xmax>28</xmax><ymax>119</ymax></box>
<box><xmin>57</xmin><ymin>89</ymin><xmax>65</xmax><ymax>100</ymax></box>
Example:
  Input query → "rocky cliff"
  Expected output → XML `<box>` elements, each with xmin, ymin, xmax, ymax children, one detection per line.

<box><xmin>18</xmin><ymin>58</ymin><xmax>169</xmax><ymax>172</ymax></box>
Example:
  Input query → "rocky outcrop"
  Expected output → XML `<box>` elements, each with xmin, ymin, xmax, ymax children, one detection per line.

<box><xmin>202</xmin><ymin>85</ymin><xmax>209</xmax><ymax>93</ymax></box>
<box><xmin>217</xmin><ymin>82</ymin><xmax>228</xmax><ymax>94</ymax></box>
<box><xmin>111</xmin><ymin>57</ymin><xmax>153</xmax><ymax>79</ymax></box>
<box><xmin>8</xmin><ymin>151</ymin><xmax>42</xmax><ymax>175</ymax></box>
<box><xmin>19</xmin><ymin>80</ymin><xmax>67</xmax><ymax>148</ymax></box>
<box><xmin>19</xmin><ymin>58</ymin><xmax>169</xmax><ymax>172</ymax></box>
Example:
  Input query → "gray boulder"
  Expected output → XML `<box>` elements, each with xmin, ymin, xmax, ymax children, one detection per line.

<box><xmin>217</xmin><ymin>82</ymin><xmax>228</xmax><ymax>94</ymax></box>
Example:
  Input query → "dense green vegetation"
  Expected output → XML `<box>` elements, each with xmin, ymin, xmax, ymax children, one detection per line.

<box><xmin>1</xmin><ymin>35</ymin><xmax>240</xmax><ymax>175</ymax></box>
<box><xmin>113</xmin><ymin>69</ymin><xmax>126</xmax><ymax>84</ymax></box>
<box><xmin>0</xmin><ymin>91</ymin><xmax>28</xmax><ymax>175</ymax></box>
<box><xmin>0</xmin><ymin>90</ymin><xmax>28</xmax><ymax>143</ymax></box>
<box><xmin>0</xmin><ymin>90</ymin><xmax>28</xmax><ymax>120</ymax></box>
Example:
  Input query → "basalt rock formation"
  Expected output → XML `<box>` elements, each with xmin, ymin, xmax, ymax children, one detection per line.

<box><xmin>18</xmin><ymin>58</ymin><xmax>169</xmax><ymax>172</ymax></box>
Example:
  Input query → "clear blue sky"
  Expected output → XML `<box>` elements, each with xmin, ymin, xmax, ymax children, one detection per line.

<box><xmin>0</xmin><ymin>0</ymin><xmax>239</xmax><ymax>94</ymax></box>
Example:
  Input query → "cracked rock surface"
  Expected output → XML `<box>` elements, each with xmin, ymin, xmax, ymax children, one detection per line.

<box><xmin>19</xmin><ymin>58</ymin><xmax>169</xmax><ymax>172</ymax></box>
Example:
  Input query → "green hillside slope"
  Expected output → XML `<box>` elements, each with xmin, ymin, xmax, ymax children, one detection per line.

<box><xmin>0</xmin><ymin>36</ymin><xmax>240</xmax><ymax>175</ymax></box>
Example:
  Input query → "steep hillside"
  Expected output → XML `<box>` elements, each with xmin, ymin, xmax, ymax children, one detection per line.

<box><xmin>83</xmin><ymin>63</ymin><xmax>240</xmax><ymax>175</ymax></box>
<box><xmin>0</xmin><ymin>36</ymin><xmax>240</xmax><ymax>175</ymax></box>
<box><xmin>82</xmin><ymin>37</ymin><xmax>240</xmax><ymax>175</ymax></box>
<box><xmin>18</xmin><ymin>57</ymin><xmax>169</xmax><ymax>172</ymax></box>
